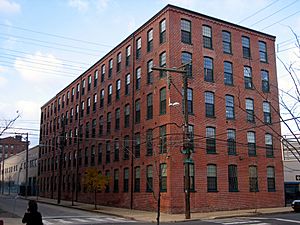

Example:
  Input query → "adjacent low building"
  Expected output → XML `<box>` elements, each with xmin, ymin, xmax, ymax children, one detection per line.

<box><xmin>39</xmin><ymin>4</ymin><xmax>284</xmax><ymax>213</ymax></box>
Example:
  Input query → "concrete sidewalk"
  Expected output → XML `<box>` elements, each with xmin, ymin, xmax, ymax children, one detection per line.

<box><xmin>18</xmin><ymin>196</ymin><xmax>292</xmax><ymax>223</ymax></box>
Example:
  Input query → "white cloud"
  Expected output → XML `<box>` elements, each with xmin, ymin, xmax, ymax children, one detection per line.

<box><xmin>0</xmin><ymin>76</ymin><xmax>8</xmax><ymax>87</ymax></box>
<box><xmin>127</xmin><ymin>17</ymin><xmax>136</xmax><ymax>33</ymax></box>
<box><xmin>15</xmin><ymin>100</ymin><xmax>40</xmax><ymax>121</ymax></box>
<box><xmin>14</xmin><ymin>51</ymin><xmax>64</xmax><ymax>84</ymax></box>
<box><xmin>96</xmin><ymin>0</ymin><xmax>110</xmax><ymax>10</ymax></box>
<box><xmin>68</xmin><ymin>0</ymin><xmax>89</xmax><ymax>12</ymax></box>
<box><xmin>0</xmin><ymin>0</ymin><xmax>20</xmax><ymax>14</ymax></box>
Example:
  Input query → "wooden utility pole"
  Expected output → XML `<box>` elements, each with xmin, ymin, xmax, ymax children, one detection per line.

<box><xmin>57</xmin><ymin>117</ymin><xmax>65</xmax><ymax>204</ymax></box>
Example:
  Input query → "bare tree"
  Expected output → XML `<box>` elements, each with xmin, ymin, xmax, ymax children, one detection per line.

<box><xmin>0</xmin><ymin>112</ymin><xmax>21</xmax><ymax>136</ymax></box>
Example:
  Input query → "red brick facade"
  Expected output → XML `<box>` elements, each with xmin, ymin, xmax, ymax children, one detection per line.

<box><xmin>39</xmin><ymin>5</ymin><xmax>284</xmax><ymax>213</ymax></box>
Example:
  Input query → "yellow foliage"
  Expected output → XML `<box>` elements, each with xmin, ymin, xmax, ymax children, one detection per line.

<box><xmin>83</xmin><ymin>168</ymin><xmax>109</xmax><ymax>193</ymax></box>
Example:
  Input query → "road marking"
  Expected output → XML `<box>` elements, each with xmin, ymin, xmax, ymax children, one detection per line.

<box><xmin>275</xmin><ymin>218</ymin><xmax>300</xmax><ymax>224</ymax></box>
<box><xmin>71</xmin><ymin>218</ymin><xmax>91</xmax><ymax>222</ymax></box>
<box><xmin>53</xmin><ymin>219</ymin><xmax>73</xmax><ymax>224</ymax></box>
<box><xmin>87</xmin><ymin>217</ymin><xmax>108</xmax><ymax>222</ymax></box>
<box><xmin>223</xmin><ymin>221</ymin><xmax>260</xmax><ymax>224</ymax></box>
<box><xmin>42</xmin><ymin>221</ymin><xmax>54</xmax><ymax>225</ymax></box>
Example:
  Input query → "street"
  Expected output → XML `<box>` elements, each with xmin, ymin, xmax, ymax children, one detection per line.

<box><xmin>0</xmin><ymin>195</ymin><xmax>299</xmax><ymax>224</ymax></box>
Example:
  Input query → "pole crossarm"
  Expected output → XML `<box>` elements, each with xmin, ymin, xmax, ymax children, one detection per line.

<box><xmin>151</xmin><ymin>66</ymin><xmax>186</xmax><ymax>73</ymax></box>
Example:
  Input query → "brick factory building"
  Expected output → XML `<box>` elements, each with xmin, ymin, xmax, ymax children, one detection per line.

<box><xmin>39</xmin><ymin>5</ymin><xmax>284</xmax><ymax>213</ymax></box>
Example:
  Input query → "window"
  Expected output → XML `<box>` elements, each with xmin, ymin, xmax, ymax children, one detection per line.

<box><xmin>84</xmin><ymin>148</ymin><xmax>88</xmax><ymax>166</ymax></box>
<box><xmin>134</xmin><ymin>167</ymin><xmax>140</xmax><ymax>192</ymax></box>
<box><xmin>182</xmin><ymin>52</ymin><xmax>192</xmax><ymax>77</ymax></box>
<box><xmin>135</xmin><ymin>99</ymin><xmax>140</xmax><ymax>124</ymax></box>
<box><xmin>160</xmin><ymin>87</ymin><xmax>166</xmax><ymax>115</ymax></box>
<box><xmin>87</xmin><ymin>98</ymin><xmax>91</xmax><ymax>114</ymax></box>
<box><xmin>267</xmin><ymin>166</ymin><xmax>275</xmax><ymax>191</ymax></box>
<box><xmin>123</xmin><ymin>168</ymin><xmax>129</xmax><ymax>192</ymax></box>
<box><xmin>101</xmin><ymin>65</ymin><xmax>105</xmax><ymax>82</ymax></box>
<box><xmin>117</xmin><ymin>52</ymin><xmax>121</xmax><ymax>72</ymax></box>
<box><xmin>244</xmin><ymin>66</ymin><xmax>253</xmax><ymax>89</ymax></box>
<box><xmin>114</xmin><ymin>169</ymin><xmax>119</xmax><ymax>192</ymax></box>
<box><xmin>105</xmin><ymin>141</ymin><xmax>110</xmax><ymax>163</ymax></box>
<box><xmin>204</xmin><ymin>57</ymin><xmax>213</xmax><ymax>82</ymax></box>
<box><xmin>205</xmin><ymin>91</ymin><xmax>215</xmax><ymax>117</ymax></box>
<box><xmin>263</xmin><ymin>101</ymin><xmax>271</xmax><ymax>124</ymax></box>
<box><xmin>105</xmin><ymin>170</ymin><xmax>110</xmax><ymax>192</ymax></box>
<box><xmin>146</xmin><ymin>165</ymin><xmax>153</xmax><ymax>192</ymax></box>
<box><xmin>227</xmin><ymin>129</ymin><xmax>236</xmax><ymax>155</ymax></box>
<box><xmin>94</xmin><ymin>70</ymin><xmax>98</xmax><ymax>87</ymax></box>
<box><xmin>242</xmin><ymin>36</ymin><xmax>251</xmax><ymax>58</ymax></box>
<box><xmin>123</xmin><ymin>136</ymin><xmax>129</xmax><ymax>160</ymax></box>
<box><xmin>97</xmin><ymin>143</ymin><xmax>102</xmax><ymax>165</ymax></box>
<box><xmin>92</xmin><ymin>119</ymin><xmax>96</xmax><ymax>138</ymax></box>
<box><xmin>76</xmin><ymin>83</ymin><xmax>80</xmax><ymax>99</ymax></box>
<box><xmin>160</xmin><ymin>163</ymin><xmax>167</xmax><ymax>192</ymax></box>
<box><xmin>100</xmin><ymin>89</ymin><xmax>104</xmax><ymax>108</ymax></box>
<box><xmin>147</xmin><ymin>29</ymin><xmax>153</xmax><ymax>52</ymax></box>
<box><xmin>247</xmin><ymin>131</ymin><xmax>256</xmax><ymax>156</ymax></box>
<box><xmin>93</xmin><ymin>94</ymin><xmax>97</xmax><ymax>111</ymax></box>
<box><xmin>91</xmin><ymin>145</ymin><xmax>95</xmax><ymax>166</ymax></box>
<box><xmin>265</xmin><ymin>133</ymin><xmax>274</xmax><ymax>157</ymax></box>
<box><xmin>125</xmin><ymin>74</ymin><xmax>130</xmax><ymax>95</ymax></box>
<box><xmin>159</xmin><ymin>52</ymin><xmax>166</xmax><ymax>77</ymax></box>
<box><xmin>106</xmin><ymin>112</ymin><xmax>111</xmax><ymax>134</ymax></box>
<box><xmin>147</xmin><ymin>60</ymin><xmax>153</xmax><ymax>84</ymax></box>
<box><xmin>225</xmin><ymin>95</ymin><xmax>235</xmax><ymax>119</ymax></box>
<box><xmin>136</xmin><ymin>67</ymin><xmax>141</xmax><ymax>90</ymax></box>
<box><xmin>203</xmin><ymin>25</ymin><xmax>212</xmax><ymax>49</ymax></box>
<box><xmin>88</xmin><ymin>75</ymin><xmax>91</xmax><ymax>91</ymax></box>
<box><xmin>222</xmin><ymin>31</ymin><xmax>231</xmax><ymax>54</ymax></box>
<box><xmin>107</xmin><ymin>84</ymin><xmax>112</xmax><ymax>105</ymax></box>
<box><xmin>99</xmin><ymin>116</ymin><xmax>104</xmax><ymax>136</ymax></box>
<box><xmin>116</xmin><ymin>79</ymin><xmax>121</xmax><ymax>100</ymax></box>
<box><xmin>146</xmin><ymin>129</ymin><xmax>153</xmax><ymax>156</ymax></box>
<box><xmin>80</xmin><ymin>101</ymin><xmax>84</xmax><ymax>117</ymax></box>
<box><xmin>207</xmin><ymin>164</ymin><xmax>217</xmax><ymax>192</ymax></box>
<box><xmin>160</xmin><ymin>19</ymin><xmax>166</xmax><ymax>44</ymax></box>
<box><xmin>224</xmin><ymin>61</ymin><xmax>233</xmax><ymax>85</ymax></box>
<box><xmin>259</xmin><ymin>41</ymin><xmax>267</xmax><ymax>62</ymax></box>
<box><xmin>109</xmin><ymin>59</ymin><xmax>113</xmax><ymax>78</ymax></box>
<box><xmin>135</xmin><ymin>133</ymin><xmax>140</xmax><ymax>158</ymax></box>
<box><xmin>187</xmin><ymin>88</ymin><xmax>193</xmax><ymax>114</ymax></box>
<box><xmin>181</xmin><ymin>19</ymin><xmax>191</xmax><ymax>44</ymax></box>
<box><xmin>249</xmin><ymin>166</ymin><xmax>258</xmax><ymax>192</ymax></box>
<box><xmin>246</xmin><ymin>98</ymin><xmax>255</xmax><ymax>122</ymax></box>
<box><xmin>188</xmin><ymin>125</ymin><xmax>194</xmax><ymax>152</ymax></box>
<box><xmin>124</xmin><ymin>104</ymin><xmax>130</xmax><ymax>128</ymax></box>
<box><xmin>261</xmin><ymin>70</ymin><xmax>270</xmax><ymax>92</ymax></box>
<box><xmin>185</xmin><ymin>163</ymin><xmax>195</xmax><ymax>191</ymax></box>
<box><xmin>206</xmin><ymin>127</ymin><xmax>216</xmax><ymax>153</ymax></box>
<box><xmin>115</xmin><ymin>108</ymin><xmax>120</xmax><ymax>130</ymax></box>
<box><xmin>81</xmin><ymin>80</ymin><xmax>85</xmax><ymax>95</ymax></box>
<box><xmin>136</xmin><ymin>38</ymin><xmax>141</xmax><ymax>59</ymax></box>
<box><xmin>126</xmin><ymin>45</ymin><xmax>131</xmax><ymax>66</ymax></box>
<box><xmin>228</xmin><ymin>165</ymin><xmax>238</xmax><ymax>192</ymax></box>
<box><xmin>159</xmin><ymin>125</ymin><xmax>167</xmax><ymax>153</ymax></box>
<box><xmin>114</xmin><ymin>139</ymin><xmax>119</xmax><ymax>161</ymax></box>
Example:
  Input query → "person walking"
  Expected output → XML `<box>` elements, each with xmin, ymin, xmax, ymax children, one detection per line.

<box><xmin>22</xmin><ymin>200</ymin><xmax>43</xmax><ymax>225</ymax></box>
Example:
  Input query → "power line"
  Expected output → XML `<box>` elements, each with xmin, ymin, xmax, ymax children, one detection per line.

<box><xmin>250</xmin><ymin>0</ymin><xmax>299</xmax><ymax>27</ymax></box>
<box><xmin>262</xmin><ymin>9</ymin><xmax>300</xmax><ymax>30</ymax></box>
<box><xmin>238</xmin><ymin>0</ymin><xmax>280</xmax><ymax>24</ymax></box>
<box><xmin>0</xmin><ymin>23</ymin><xmax>113</xmax><ymax>48</ymax></box>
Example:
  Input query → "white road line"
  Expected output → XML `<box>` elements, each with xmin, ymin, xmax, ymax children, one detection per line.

<box><xmin>53</xmin><ymin>219</ymin><xmax>73</xmax><ymax>224</ymax></box>
<box><xmin>42</xmin><ymin>221</ymin><xmax>54</xmax><ymax>225</ymax></box>
<box><xmin>71</xmin><ymin>218</ymin><xmax>90</xmax><ymax>222</ymax></box>
<box><xmin>87</xmin><ymin>217</ymin><xmax>107</xmax><ymax>222</ymax></box>
<box><xmin>275</xmin><ymin>218</ymin><xmax>300</xmax><ymax>224</ymax></box>
<box><xmin>105</xmin><ymin>217</ymin><xmax>135</xmax><ymax>223</ymax></box>
<box><xmin>223</xmin><ymin>221</ymin><xmax>260</xmax><ymax>224</ymax></box>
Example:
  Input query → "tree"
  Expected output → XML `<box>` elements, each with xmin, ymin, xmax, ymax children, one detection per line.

<box><xmin>82</xmin><ymin>167</ymin><xmax>109</xmax><ymax>209</ymax></box>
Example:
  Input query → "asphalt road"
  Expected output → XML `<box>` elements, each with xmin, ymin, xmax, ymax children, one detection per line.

<box><xmin>0</xmin><ymin>194</ymin><xmax>299</xmax><ymax>225</ymax></box>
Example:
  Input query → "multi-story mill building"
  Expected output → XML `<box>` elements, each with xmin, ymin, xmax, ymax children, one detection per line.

<box><xmin>39</xmin><ymin>5</ymin><xmax>284</xmax><ymax>213</ymax></box>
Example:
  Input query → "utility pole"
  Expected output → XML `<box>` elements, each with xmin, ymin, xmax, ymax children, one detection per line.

<box><xmin>1</xmin><ymin>147</ymin><xmax>4</xmax><ymax>194</ymax></box>
<box><xmin>57</xmin><ymin>117</ymin><xmax>65</xmax><ymax>204</ymax></box>
<box><xmin>25</xmin><ymin>133</ymin><xmax>29</xmax><ymax>198</ymax></box>
<box><xmin>152</xmin><ymin>63</ymin><xmax>192</xmax><ymax>219</ymax></box>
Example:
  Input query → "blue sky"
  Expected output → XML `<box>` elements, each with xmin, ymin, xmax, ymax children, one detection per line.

<box><xmin>0</xmin><ymin>0</ymin><xmax>300</xmax><ymax>146</ymax></box>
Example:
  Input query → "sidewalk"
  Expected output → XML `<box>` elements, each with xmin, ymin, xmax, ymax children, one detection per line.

<box><xmin>22</xmin><ymin>196</ymin><xmax>292</xmax><ymax>223</ymax></box>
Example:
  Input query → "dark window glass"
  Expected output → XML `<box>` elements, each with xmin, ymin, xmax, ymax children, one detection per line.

<box><xmin>249</xmin><ymin>166</ymin><xmax>258</xmax><ymax>192</ymax></box>
<box><xmin>244</xmin><ymin>66</ymin><xmax>253</xmax><ymax>89</ymax></box>
<box><xmin>160</xmin><ymin>19</ymin><xmax>166</xmax><ymax>44</ymax></box>
<box><xmin>97</xmin><ymin>143</ymin><xmax>102</xmax><ymax>165</ymax></box>
<box><xmin>136</xmin><ymin>67</ymin><xmax>141</xmax><ymax>90</ymax></box>
<box><xmin>207</xmin><ymin>164</ymin><xmax>217</xmax><ymax>192</ymax></box>
<box><xmin>159</xmin><ymin>52</ymin><xmax>167</xmax><ymax>77</ymax></box>
<box><xmin>113</xmin><ymin>169</ymin><xmax>119</xmax><ymax>192</ymax></box>
<box><xmin>181</xmin><ymin>19</ymin><xmax>191</xmax><ymax>44</ymax></box>
<box><xmin>160</xmin><ymin>163</ymin><xmax>167</xmax><ymax>192</ymax></box>
<box><xmin>265</xmin><ymin>134</ymin><xmax>274</xmax><ymax>157</ymax></box>
<box><xmin>123</xmin><ymin>168</ymin><xmax>129</xmax><ymax>192</ymax></box>
<box><xmin>267</xmin><ymin>166</ymin><xmax>275</xmax><ymax>191</ymax></box>
<box><xmin>125</xmin><ymin>74</ymin><xmax>130</xmax><ymax>95</ymax></box>
<box><xmin>146</xmin><ymin>129</ymin><xmax>153</xmax><ymax>156</ymax></box>
<box><xmin>109</xmin><ymin>59</ymin><xmax>113</xmax><ymax>78</ymax></box>
<box><xmin>147</xmin><ymin>60</ymin><xmax>153</xmax><ymax>84</ymax></box>
<box><xmin>205</xmin><ymin>91</ymin><xmax>215</xmax><ymax>117</ymax></box>
<box><xmin>224</xmin><ymin>61</ymin><xmax>233</xmax><ymax>85</ymax></box>
<box><xmin>117</xmin><ymin>52</ymin><xmax>121</xmax><ymax>72</ymax></box>
<box><xmin>204</xmin><ymin>57</ymin><xmax>213</xmax><ymax>82</ymax></box>
<box><xmin>225</xmin><ymin>95</ymin><xmax>235</xmax><ymax>119</ymax></box>
<box><xmin>105</xmin><ymin>141</ymin><xmax>110</xmax><ymax>163</ymax></box>
<box><xmin>147</xmin><ymin>29</ymin><xmax>153</xmax><ymax>52</ymax></box>
<box><xmin>116</xmin><ymin>79</ymin><xmax>121</xmax><ymax>100</ymax></box>
<box><xmin>222</xmin><ymin>31</ymin><xmax>231</xmax><ymax>54</ymax></box>
<box><xmin>147</xmin><ymin>93</ymin><xmax>153</xmax><ymax>119</ymax></box>
<box><xmin>126</xmin><ymin>46</ymin><xmax>131</xmax><ymax>67</ymax></box>
<box><xmin>187</xmin><ymin>88</ymin><xmax>193</xmax><ymax>114</ymax></box>
<box><xmin>242</xmin><ymin>36</ymin><xmax>251</xmax><ymax>58</ymax></box>
<box><xmin>136</xmin><ymin>38</ymin><xmax>141</xmax><ymax>59</ymax></box>
<box><xmin>246</xmin><ymin>98</ymin><xmax>255</xmax><ymax>122</ymax></box>
<box><xmin>203</xmin><ymin>25</ymin><xmax>212</xmax><ymax>49</ymax></box>
<box><xmin>160</xmin><ymin>87</ymin><xmax>166</xmax><ymax>115</ymax></box>
<box><xmin>261</xmin><ymin>70</ymin><xmax>270</xmax><ymax>92</ymax></box>
<box><xmin>227</xmin><ymin>129</ymin><xmax>236</xmax><ymax>155</ymax></box>
<box><xmin>206</xmin><ymin>127</ymin><xmax>216</xmax><ymax>153</ymax></box>
<box><xmin>134</xmin><ymin>167</ymin><xmax>140</xmax><ymax>192</ymax></box>
<box><xmin>101</xmin><ymin>65</ymin><xmax>105</xmax><ymax>82</ymax></box>
<box><xmin>159</xmin><ymin>125</ymin><xmax>167</xmax><ymax>153</ymax></box>
<box><xmin>114</xmin><ymin>139</ymin><xmax>119</xmax><ymax>161</ymax></box>
<box><xmin>259</xmin><ymin>41</ymin><xmax>267</xmax><ymax>62</ymax></box>
<box><xmin>146</xmin><ymin>165</ymin><xmax>153</xmax><ymax>192</ymax></box>
<box><xmin>182</xmin><ymin>52</ymin><xmax>192</xmax><ymax>77</ymax></box>
<box><xmin>135</xmin><ymin>133</ymin><xmax>140</xmax><ymax>158</ymax></box>
<box><xmin>263</xmin><ymin>101</ymin><xmax>271</xmax><ymax>124</ymax></box>
<box><xmin>115</xmin><ymin>108</ymin><xmax>120</xmax><ymax>130</ymax></box>
<box><xmin>135</xmin><ymin>99</ymin><xmax>140</xmax><ymax>124</ymax></box>
<box><xmin>247</xmin><ymin>131</ymin><xmax>256</xmax><ymax>156</ymax></box>
<box><xmin>123</xmin><ymin>136</ymin><xmax>129</xmax><ymax>160</ymax></box>
<box><xmin>124</xmin><ymin>104</ymin><xmax>130</xmax><ymax>128</ymax></box>
<box><xmin>228</xmin><ymin>165</ymin><xmax>238</xmax><ymax>192</ymax></box>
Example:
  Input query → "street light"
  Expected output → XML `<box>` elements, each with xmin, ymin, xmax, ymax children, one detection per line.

<box><xmin>152</xmin><ymin>63</ymin><xmax>192</xmax><ymax>219</ymax></box>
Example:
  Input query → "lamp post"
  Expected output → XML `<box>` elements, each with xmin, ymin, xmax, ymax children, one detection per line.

<box><xmin>152</xmin><ymin>63</ymin><xmax>192</xmax><ymax>219</ymax></box>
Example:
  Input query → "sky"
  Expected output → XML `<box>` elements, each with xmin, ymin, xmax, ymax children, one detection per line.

<box><xmin>0</xmin><ymin>0</ymin><xmax>299</xmax><ymax>147</ymax></box>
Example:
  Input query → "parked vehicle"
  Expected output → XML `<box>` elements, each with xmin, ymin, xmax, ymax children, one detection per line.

<box><xmin>291</xmin><ymin>200</ymin><xmax>300</xmax><ymax>212</ymax></box>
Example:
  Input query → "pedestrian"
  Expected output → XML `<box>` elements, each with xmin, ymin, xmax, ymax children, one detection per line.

<box><xmin>22</xmin><ymin>200</ymin><xmax>43</xmax><ymax>225</ymax></box>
